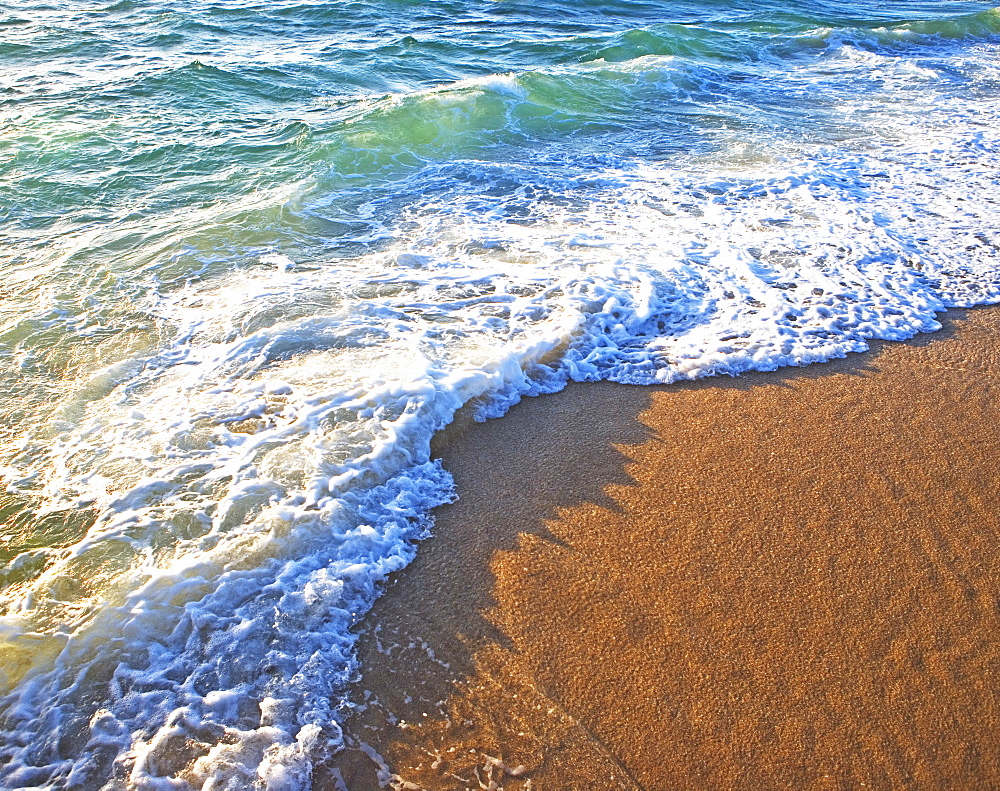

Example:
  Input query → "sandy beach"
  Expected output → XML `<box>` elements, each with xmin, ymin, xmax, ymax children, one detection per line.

<box><xmin>321</xmin><ymin>306</ymin><xmax>1000</xmax><ymax>790</ymax></box>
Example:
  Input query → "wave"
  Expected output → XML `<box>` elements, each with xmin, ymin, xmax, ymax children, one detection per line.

<box><xmin>1</xmin><ymin>3</ymin><xmax>999</xmax><ymax>789</ymax></box>
<box><xmin>5</xmin><ymin>138</ymin><xmax>1000</xmax><ymax>790</ymax></box>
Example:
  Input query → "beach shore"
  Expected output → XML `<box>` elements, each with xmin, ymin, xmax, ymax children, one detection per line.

<box><xmin>321</xmin><ymin>306</ymin><xmax>1000</xmax><ymax>790</ymax></box>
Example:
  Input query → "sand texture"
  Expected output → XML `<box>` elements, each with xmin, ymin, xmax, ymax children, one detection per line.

<box><xmin>320</xmin><ymin>307</ymin><xmax>1000</xmax><ymax>791</ymax></box>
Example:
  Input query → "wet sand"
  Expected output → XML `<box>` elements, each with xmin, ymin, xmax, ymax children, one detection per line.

<box><xmin>320</xmin><ymin>306</ymin><xmax>1000</xmax><ymax>790</ymax></box>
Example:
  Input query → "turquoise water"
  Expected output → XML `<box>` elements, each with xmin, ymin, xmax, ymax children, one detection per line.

<box><xmin>2</xmin><ymin>1</ymin><xmax>1000</xmax><ymax>788</ymax></box>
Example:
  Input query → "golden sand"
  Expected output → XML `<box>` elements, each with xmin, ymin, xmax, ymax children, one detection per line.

<box><xmin>320</xmin><ymin>307</ymin><xmax>1000</xmax><ymax>790</ymax></box>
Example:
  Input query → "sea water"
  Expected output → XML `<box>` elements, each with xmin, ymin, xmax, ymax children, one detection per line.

<box><xmin>1</xmin><ymin>1</ymin><xmax>999</xmax><ymax>787</ymax></box>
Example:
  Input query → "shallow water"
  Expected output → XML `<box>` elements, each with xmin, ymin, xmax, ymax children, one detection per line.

<box><xmin>1</xmin><ymin>1</ymin><xmax>999</xmax><ymax>788</ymax></box>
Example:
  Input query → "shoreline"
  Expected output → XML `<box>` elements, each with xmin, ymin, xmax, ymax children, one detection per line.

<box><xmin>322</xmin><ymin>306</ymin><xmax>1000</xmax><ymax>790</ymax></box>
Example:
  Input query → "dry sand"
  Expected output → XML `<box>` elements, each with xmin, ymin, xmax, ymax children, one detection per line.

<box><xmin>319</xmin><ymin>306</ymin><xmax>1000</xmax><ymax>791</ymax></box>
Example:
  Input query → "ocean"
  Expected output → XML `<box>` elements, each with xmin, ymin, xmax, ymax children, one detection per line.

<box><xmin>1</xmin><ymin>1</ymin><xmax>999</xmax><ymax>787</ymax></box>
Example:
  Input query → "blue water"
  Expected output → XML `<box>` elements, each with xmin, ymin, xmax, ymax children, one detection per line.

<box><xmin>2</xmin><ymin>1</ymin><xmax>1000</xmax><ymax>788</ymax></box>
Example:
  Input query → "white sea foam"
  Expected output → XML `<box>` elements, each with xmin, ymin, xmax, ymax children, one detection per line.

<box><xmin>1</xmin><ymin>21</ymin><xmax>1000</xmax><ymax>791</ymax></box>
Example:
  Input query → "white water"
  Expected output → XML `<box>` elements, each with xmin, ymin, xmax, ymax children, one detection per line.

<box><xmin>2</xmin><ymin>34</ymin><xmax>1000</xmax><ymax>791</ymax></box>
